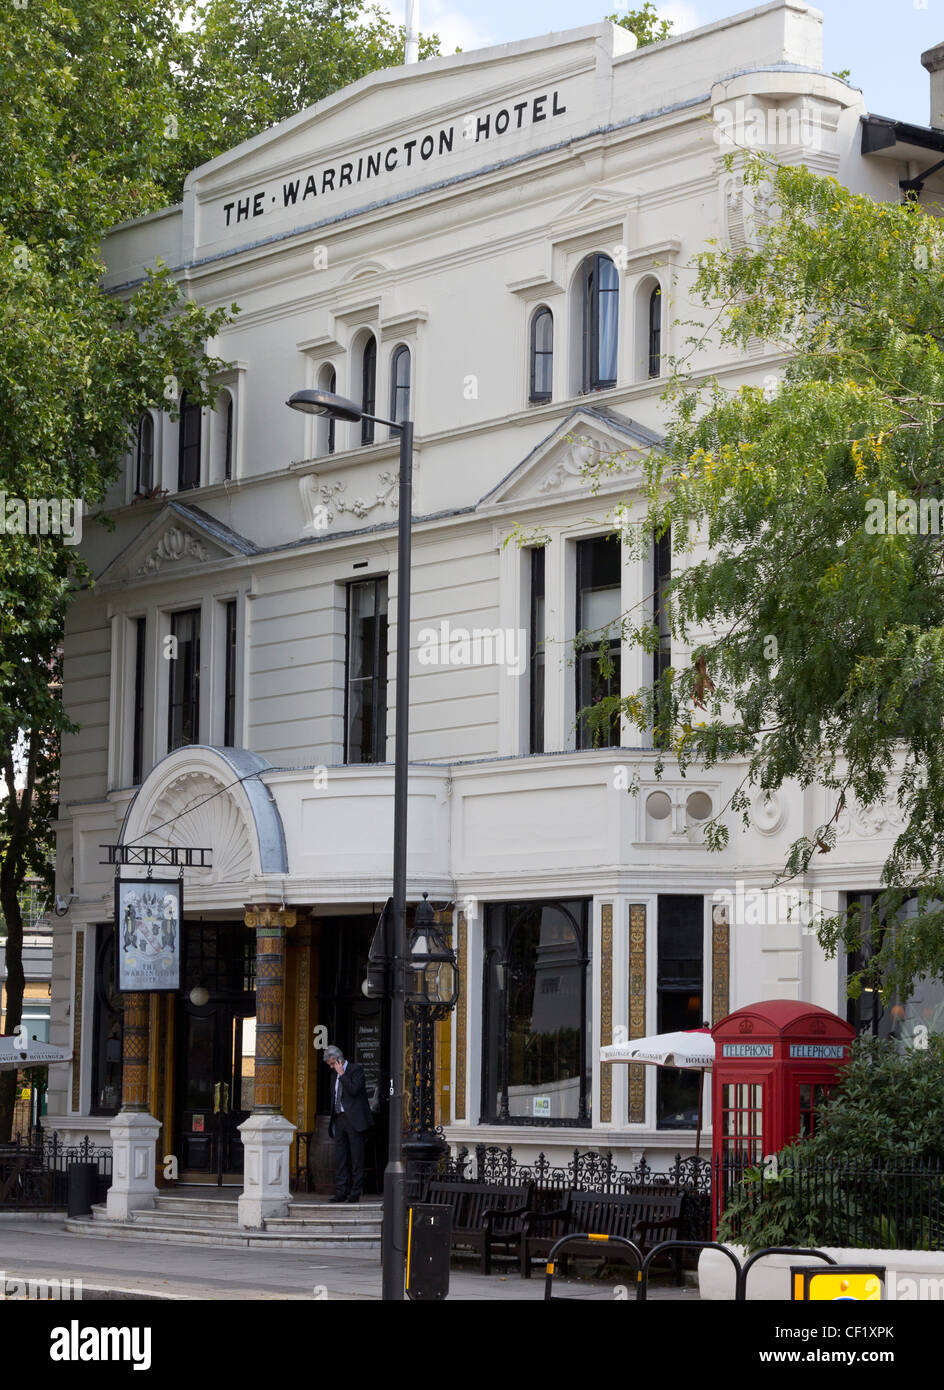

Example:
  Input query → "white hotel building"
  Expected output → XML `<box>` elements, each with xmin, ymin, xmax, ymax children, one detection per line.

<box><xmin>47</xmin><ymin>2</ymin><xmax>944</xmax><ymax>1203</ymax></box>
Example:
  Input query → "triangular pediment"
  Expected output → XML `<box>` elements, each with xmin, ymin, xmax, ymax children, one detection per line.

<box><xmin>96</xmin><ymin>501</ymin><xmax>257</xmax><ymax>587</ymax></box>
<box><xmin>555</xmin><ymin>185</ymin><xmax>638</xmax><ymax>222</ymax></box>
<box><xmin>480</xmin><ymin>407</ymin><xmax>660</xmax><ymax>510</ymax></box>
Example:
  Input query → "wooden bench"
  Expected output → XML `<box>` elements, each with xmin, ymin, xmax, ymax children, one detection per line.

<box><xmin>519</xmin><ymin>1189</ymin><xmax>684</xmax><ymax>1281</ymax></box>
<box><xmin>425</xmin><ymin>1181</ymin><xmax>532</xmax><ymax>1274</ymax></box>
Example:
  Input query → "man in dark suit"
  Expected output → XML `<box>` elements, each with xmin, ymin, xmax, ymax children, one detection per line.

<box><xmin>325</xmin><ymin>1045</ymin><xmax>372</xmax><ymax>1203</ymax></box>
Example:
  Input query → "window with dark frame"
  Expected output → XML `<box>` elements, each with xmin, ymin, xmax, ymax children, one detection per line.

<box><xmin>390</xmin><ymin>345</ymin><xmax>411</xmax><ymax>429</ymax></box>
<box><xmin>168</xmin><ymin>607</ymin><xmax>200</xmax><ymax>752</ymax></box>
<box><xmin>576</xmin><ymin>535</ymin><xmax>621</xmax><ymax>750</ymax></box>
<box><xmin>581</xmin><ymin>253</ymin><xmax>619</xmax><ymax>392</ymax></box>
<box><xmin>345</xmin><ymin>577</ymin><xmax>388</xmax><ymax>764</ymax></box>
<box><xmin>177</xmin><ymin>392</ymin><xmax>201</xmax><ymax>491</ymax></box>
<box><xmin>326</xmin><ymin>367</ymin><xmax>337</xmax><ymax>454</ymax></box>
<box><xmin>656</xmin><ymin>895</ymin><xmax>704</xmax><ymax>1130</ymax></box>
<box><xmin>846</xmin><ymin>892</ymin><xmax>944</xmax><ymax>1043</ymax></box>
<box><xmin>482</xmin><ymin>899</ymin><xmax>591</xmax><ymax>1125</ymax></box>
<box><xmin>135</xmin><ymin>414</ymin><xmax>154</xmax><ymax>495</ymax></box>
<box><xmin>530</xmin><ymin>548</ymin><xmax>545</xmax><ymax>754</ymax></box>
<box><xmin>653</xmin><ymin>527</ymin><xmax>672</xmax><ymax>748</ymax></box>
<box><xmin>90</xmin><ymin>922</ymin><xmax>123</xmax><ymax>1115</ymax></box>
<box><xmin>361</xmin><ymin>337</ymin><xmax>377</xmax><ymax>445</ymax></box>
<box><xmin>224</xmin><ymin>395</ymin><xmax>234</xmax><ymax>480</ymax></box>
<box><xmin>223</xmin><ymin>600</ymin><xmax>237</xmax><ymax>746</ymax></box>
<box><xmin>529</xmin><ymin>306</ymin><xmax>553</xmax><ymax>403</ymax></box>
<box><xmin>132</xmin><ymin>616</ymin><xmax>146</xmax><ymax>784</ymax></box>
<box><xmin>648</xmin><ymin>284</ymin><xmax>662</xmax><ymax>378</ymax></box>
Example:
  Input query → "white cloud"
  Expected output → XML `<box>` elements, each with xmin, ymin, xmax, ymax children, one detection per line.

<box><xmin>381</xmin><ymin>1</ymin><xmax>496</xmax><ymax>55</ymax></box>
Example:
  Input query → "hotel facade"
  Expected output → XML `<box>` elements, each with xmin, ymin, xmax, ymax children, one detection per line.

<box><xmin>47</xmin><ymin>2</ymin><xmax>944</xmax><ymax>1212</ymax></box>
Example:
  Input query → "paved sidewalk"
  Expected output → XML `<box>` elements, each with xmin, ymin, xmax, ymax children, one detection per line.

<box><xmin>0</xmin><ymin>1216</ymin><xmax>699</xmax><ymax>1301</ymax></box>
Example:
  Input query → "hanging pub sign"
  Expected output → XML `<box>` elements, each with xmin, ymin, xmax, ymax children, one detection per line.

<box><xmin>115</xmin><ymin>876</ymin><xmax>183</xmax><ymax>993</ymax></box>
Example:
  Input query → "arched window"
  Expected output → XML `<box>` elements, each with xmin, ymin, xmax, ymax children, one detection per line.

<box><xmin>361</xmin><ymin>335</ymin><xmax>377</xmax><ymax>445</ymax></box>
<box><xmin>580</xmin><ymin>253</ymin><xmax>619</xmax><ymax>392</ymax></box>
<box><xmin>648</xmin><ymin>284</ymin><xmax>662</xmax><ymax>378</ymax></box>
<box><xmin>135</xmin><ymin>413</ymin><xmax>154</xmax><ymax>495</ymax></box>
<box><xmin>178</xmin><ymin>391</ymin><xmax>201</xmax><ymax>491</ymax></box>
<box><xmin>390</xmin><ymin>344</ymin><xmax>411</xmax><ymax>427</ymax></box>
<box><xmin>211</xmin><ymin>388</ymin><xmax>234</xmax><ymax>483</ymax></box>
<box><xmin>317</xmin><ymin>363</ymin><xmax>337</xmax><ymax>455</ymax></box>
<box><xmin>529</xmin><ymin>307</ymin><xmax>553</xmax><ymax>404</ymax></box>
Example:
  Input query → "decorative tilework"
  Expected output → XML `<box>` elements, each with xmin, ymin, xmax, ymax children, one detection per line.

<box><xmin>628</xmin><ymin>903</ymin><xmax>647</xmax><ymax>1125</ymax></box>
<box><xmin>600</xmin><ymin>904</ymin><xmax>613</xmax><ymax>1123</ymax></box>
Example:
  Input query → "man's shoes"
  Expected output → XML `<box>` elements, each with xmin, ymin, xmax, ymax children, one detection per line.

<box><xmin>330</xmin><ymin>1194</ymin><xmax>349</xmax><ymax>1203</ymax></box>
<box><xmin>345</xmin><ymin>1195</ymin><xmax>361</xmax><ymax>1203</ymax></box>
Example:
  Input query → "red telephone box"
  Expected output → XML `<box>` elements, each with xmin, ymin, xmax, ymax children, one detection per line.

<box><xmin>712</xmin><ymin>999</ymin><xmax>855</xmax><ymax>1164</ymax></box>
<box><xmin>711</xmin><ymin>1000</ymin><xmax>854</xmax><ymax>1234</ymax></box>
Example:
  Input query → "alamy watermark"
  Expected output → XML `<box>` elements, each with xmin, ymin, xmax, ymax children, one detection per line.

<box><xmin>712</xmin><ymin>880</ymin><xmax>822</xmax><ymax>929</ymax></box>
<box><xmin>1</xmin><ymin>1270</ymin><xmax>83</xmax><ymax>1300</ymax></box>
<box><xmin>417</xmin><ymin>621</ymin><xmax>526</xmax><ymax>676</ymax></box>
<box><xmin>713</xmin><ymin>99</ymin><xmax>822</xmax><ymax>152</ymax></box>
<box><xmin>865</xmin><ymin>490</ymin><xmax>944</xmax><ymax>535</ymax></box>
<box><xmin>0</xmin><ymin>493</ymin><xmax>83</xmax><ymax>545</ymax></box>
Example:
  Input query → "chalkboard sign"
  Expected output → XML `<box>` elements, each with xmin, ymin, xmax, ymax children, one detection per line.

<box><xmin>354</xmin><ymin>1012</ymin><xmax>383</xmax><ymax>1114</ymax></box>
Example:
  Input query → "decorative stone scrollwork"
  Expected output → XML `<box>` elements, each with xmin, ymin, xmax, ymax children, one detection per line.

<box><xmin>299</xmin><ymin>471</ymin><xmax>399</xmax><ymax>532</ymax></box>
<box><xmin>137</xmin><ymin>526</ymin><xmax>210</xmax><ymax>575</ymax></box>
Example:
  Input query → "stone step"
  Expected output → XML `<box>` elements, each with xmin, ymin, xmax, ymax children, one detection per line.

<box><xmin>65</xmin><ymin>1214</ymin><xmax>381</xmax><ymax>1251</ymax></box>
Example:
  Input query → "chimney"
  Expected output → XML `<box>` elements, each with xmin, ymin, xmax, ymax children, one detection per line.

<box><xmin>404</xmin><ymin>0</ymin><xmax>419</xmax><ymax>65</ymax></box>
<box><xmin>921</xmin><ymin>42</ymin><xmax>944</xmax><ymax>129</ymax></box>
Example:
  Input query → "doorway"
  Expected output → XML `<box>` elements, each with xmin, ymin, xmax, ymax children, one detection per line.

<box><xmin>174</xmin><ymin>921</ymin><xmax>255</xmax><ymax>1181</ymax></box>
<box><xmin>315</xmin><ymin>916</ymin><xmax>389</xmax><ymax>1192</ymax></box>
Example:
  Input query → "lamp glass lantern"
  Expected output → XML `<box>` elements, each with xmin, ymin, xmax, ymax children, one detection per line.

<box><xmin>406</xmin><ymin>894</ymin><xmax>458</xmax><ymax>1012</ymax></box>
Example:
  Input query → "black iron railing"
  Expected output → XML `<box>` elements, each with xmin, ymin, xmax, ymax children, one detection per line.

<box><xmin>716</xmin><ymin>1153</ymin><xmax>944</xmax><ymax>1252</ymax></box>
<box><xmin>0</xmin><ymin>1132</ymin><xmax>113</xmax><ymax>1210</ymax></box>
<box><xmin>409</xmin><ymin>1145</ymin><xmax>713</xmax><ymax>1242</ymax></box>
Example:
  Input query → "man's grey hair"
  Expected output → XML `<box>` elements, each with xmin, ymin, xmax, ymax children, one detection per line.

<box><xmin>324</xmin><ymin>1045</ymin><xmax>344</xmax><ymax>1063</ymax></box>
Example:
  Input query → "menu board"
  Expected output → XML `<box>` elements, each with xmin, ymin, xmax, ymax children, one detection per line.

<box><xmin>354</xmin><ymin>1014</ymin><xmax>383</xmax><ymax>1114</ymax></box>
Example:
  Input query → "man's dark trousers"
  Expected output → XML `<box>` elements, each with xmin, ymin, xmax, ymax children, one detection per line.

<box><xmin>332</xmin><ymin>1111</ymin><xmax>365</xmax><ymax>1199</ymax></box>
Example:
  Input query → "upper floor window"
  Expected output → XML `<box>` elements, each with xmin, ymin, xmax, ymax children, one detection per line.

<box><xmin>345</xmin><ymin>577</ymin><xmax>388</xmax><ymax>763</ymax></box>
<box><xmin>575</xmin><ymin>535</ymin><xmax>622</xmax><ymax>749</ymax></box>
<box><xmin>580</xmin><ymin>253</ymin><xmax>618</xmax><ymax>392</ymax></box>
<box><xmin>223</xmin><ymin>599</ymin><xmax>238</xmax><ymax>747</ymax></box>
<box><xmin>168</xmin><ymin>607</ymin><xmax>200</xmax><ymax>751</ymax></box>
<box><xmin>529</xmin><ymin>307</ymin><xmax>553</xmax><ymax>404</ymax></box>
<box><xmin>318</xmin><ymin>363</ymin><xmax>337</xmax><ymax>455</ymax></box>
<box><xmin>224</xmin><ymin>394</ymin><xmax>234</xmax><ymax>479</ymax></box>
<box><xmin>653</xmin><ymin>528</ymin><xmax>671</xmax><ymax>747</ymax></box>
<box><xmin>648</xmin><ymin>284</ymin><xmax>663</xmax><ymax>378</ymax></box>
<box><xmin>131</xmin><ymin>616</ymin><xmax>146</xmax><ymax>784</ymax></box>
<box><xmin>530</xmin><ymin>548</ymin><xmax>546</xmax><ymax>754</ymax></box>
<box><xmin>390</xmin><ymin>344</ymin><xmax>411</xmax><ymax>428</ymax></box>
<box><xmin>135</xmin><ymin>414</ymin><xmax>154</xmax><ymax>495</ymax></box>
<box><xmin>361</xmin><ymin>336</ymin><xmax>377</xmax><ymax>446</ymax></box>
<box><xmin>178</xmin><ymin>392</ymin><xmax>201</xmax><ymax>491</ymax></box>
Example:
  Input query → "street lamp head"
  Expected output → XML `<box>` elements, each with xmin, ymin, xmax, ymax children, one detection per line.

<box><xmin>286</xmin><ymin>388</ymin><xmax>363</xmax><ymax>422</ymax></box>
<box><xmin>407</xmin><ymin>893</ymin><xmax>459</xmax><ymax>1013</ymax></box>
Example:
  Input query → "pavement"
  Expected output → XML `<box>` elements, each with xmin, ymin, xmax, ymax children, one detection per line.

<box><xmin>0</xmin><ymin>1215</ymin><xmax>700</xmax><ymax>1301</ymax></box>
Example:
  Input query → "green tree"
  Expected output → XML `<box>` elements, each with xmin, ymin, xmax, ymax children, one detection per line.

<box><xmin>0</xmin><ymin>2</ymin><xmax>234</xmax><ymax>1139</ymax></box>
<box><xmin>162</xmin><ymin>0</ymin><xmax>442</xmax><ymax>203</ymax></box>
<box><xmin>582</xmin><ymin>154</ymin><xmax>944</xmax><ymax>1006</ymax></box>
<box><xmin>606</xmin><ymin>4</ymin><xmax>673</xmax><ymax>46</ymax></box>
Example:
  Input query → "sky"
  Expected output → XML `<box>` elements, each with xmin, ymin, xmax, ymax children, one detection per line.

<box><xmin>382</xmin><ymin>0</ymin><xmax>944</xmax><ymax>128</ymax></box>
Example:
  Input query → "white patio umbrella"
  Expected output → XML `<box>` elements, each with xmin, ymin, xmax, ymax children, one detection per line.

<box><xmin>0</xmin><ymin>1036</ymin><xmax>72</xmax><ymax>1071</ymax></box>
<box><xmin>600</xmin><ymin>1028</ymin><xmax>714</xmax><ymax>1154</ymax></box>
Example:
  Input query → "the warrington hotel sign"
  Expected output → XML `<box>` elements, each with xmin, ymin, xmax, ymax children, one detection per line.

<box><xmin>221</xmin><ymin>88</ymin><xmax>569</xmax><ymax>230</ymax></box>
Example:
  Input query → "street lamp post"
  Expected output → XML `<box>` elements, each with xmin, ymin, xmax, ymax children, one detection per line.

<box><xmin>404</xmin><ymin>893</ymin><xmax>459</xmax><ymax>1167</ymax></box>
<box><xmin>286</xmin><ymin>388</ymin><xmax>413</xmax><ymax>1301</ymax></box>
